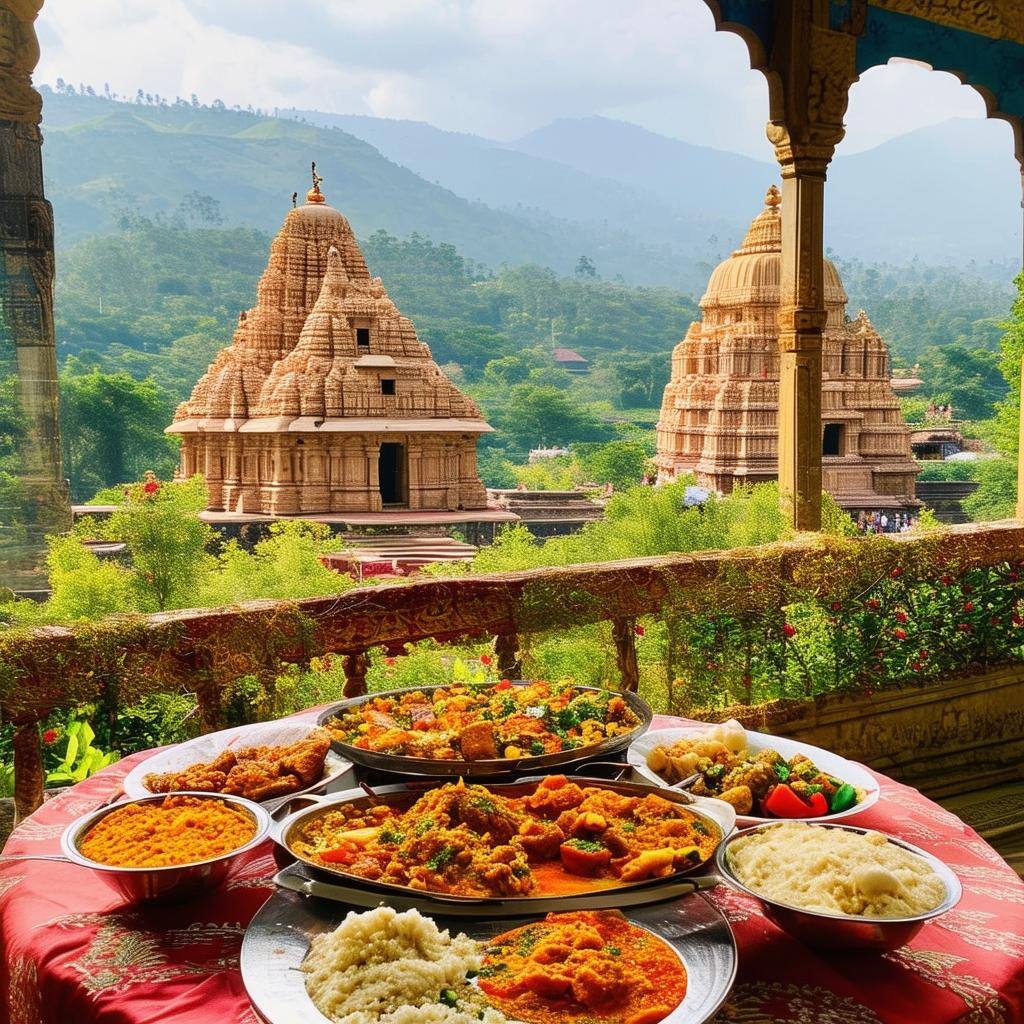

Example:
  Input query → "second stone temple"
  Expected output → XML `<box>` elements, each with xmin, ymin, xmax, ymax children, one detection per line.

<box><xmin>167</xmin><ymin>171</ymin><xmax>491</xmax><ymax>516</ymax></box>
<box><xmin>655</xmin><ymin>186</ymin><xmax>920</xmax><ymax>513</ymax></box>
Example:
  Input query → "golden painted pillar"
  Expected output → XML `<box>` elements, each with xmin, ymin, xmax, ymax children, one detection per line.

<box><xmin>766</xmin><ymin>7</ymin><xmax>857</xmax><ymax>531</ymax></box>
<box><xmin>0</xmin><ymin>0</ymin><xmax>70</xmax><ymax>590</ymax></box>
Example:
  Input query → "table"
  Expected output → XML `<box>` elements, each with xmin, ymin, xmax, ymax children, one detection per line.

<box><xmin>2</xmin><ymin>713</ymin><xmax>1023</xmax><ymax>1024</ymax></box>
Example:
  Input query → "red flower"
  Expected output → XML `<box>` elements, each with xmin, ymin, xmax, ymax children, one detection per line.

<box><xmin>479</xmin><ymin>654</ymin><xmax>492</xmax><ymax>666</ymax></box>
<box><xmin>889</xmin><ymin>567</ymin><xmax>903</xmax><ymax>579</ymax></box>
<box><xmin>990</xmin><ymin>616</ymin><xmax>1001</xmax><ymax>626</ymax></box>
<box><xmin>384</xmin><ymin>657</ymin><xmax>396</xmax><ymax>667</ymax></box>
<box><xmin>143</xmin><ymin>480</ymin><xmax>159</xmax><ymax>494</ymax></box>
<box><xmin>957</xmin><ymin>622</ymin><xmax>972</xmax><ymax>633</ymax></box>
<box><xmin>830</xmin><ymin>601</ymin><xmax>841</xmax><ymax>612</ymax></box>
<box><xmin>1010</xmin><ymin>572</ymin><xmax>1020</xmax><ymax>582</ymax></box>
<box><xmin>634</xmin><ymin>624</ymin><xmax>645</xmax><ymax>637</ymax></box>
<box><xmin>919</xmin><ymin>649</ymin><xmax>929</xmax><ymax>659</ymax></box>
<box><xmin>892</xmin><ymin>628</ymin><xmax>907</xmax><ymax>640</ymax></box>
<box><xmin>866</xmin><ymin>599</ymin><xmax>881</xmax><ymax>611</ymax></box>
<box><xmin>912</xmin><ymin>662</ymin><xmax>923</xmax><ymax>672</ymax></box>
<box><xmin>963</xmin><ymin>601</ymin><xmax>974</xmax><ymax>612</ymax></box>
<box><xmin>782</xmin><ymin>623</ymin><xmax>797</xmax><ymax>638</ymax></box>
<box><xmin>940</xmin><ymin>575</ymin><xmax>953</xmax><ymax>587</ymax></box>
<box><xmin>42</xmin><ymin>729</ymin><xmax>59</xmax><ymax>745</ymax></box>
<box><xmin>1013</xmin><ymin>615</ymin><xmax>1024</xmax><ymax>627</ymax></box>
<box><xmin>895</xmin><ymin>610</ymin><xmax>908</xmax><ymax>624</ymax></box>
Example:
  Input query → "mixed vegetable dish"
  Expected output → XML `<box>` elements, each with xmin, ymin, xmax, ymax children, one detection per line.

<box><xmin>646</xmin><ymin>719</ymin><xmax>865</xmax><ymax>818</ymax></box>
<box><xmin>324</xmin><ymin>681</ymin><xmax>642</xmax><ymax>762</ymax></box>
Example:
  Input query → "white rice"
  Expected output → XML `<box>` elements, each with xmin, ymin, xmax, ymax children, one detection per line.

<box><xmin>728</xmin><ymin>822</ymin><xmax>947</xmax><ymax>918</ymax></box>
<box><xmin>301</xmin><ymin>906</ymin><xmax>507</xmax><ymax>1024</ymax></box>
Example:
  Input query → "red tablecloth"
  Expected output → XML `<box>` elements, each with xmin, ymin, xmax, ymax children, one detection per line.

<box><xmin>2</xmin><ymin>714</ymin><xmax>1023</xmax><ymax>1024</ymax></box>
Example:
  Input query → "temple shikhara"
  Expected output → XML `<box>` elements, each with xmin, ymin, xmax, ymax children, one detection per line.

<box><xmin>167</xmin><ymin>168</ymin><xmax>491</xmax><ymax>516</ymax></box>
<box><xmin>655</xmin><ymin>186</ymin><xmax>920</xmax><ymax>513</ymax></box>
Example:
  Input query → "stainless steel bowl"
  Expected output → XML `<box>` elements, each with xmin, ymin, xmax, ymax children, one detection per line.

<box><xmin>60</xmin><ymin>791</ymin><xmax>272</xmax><ymax>905</ymax></box>
<box><xmin>716</xmin><ymin>821</ymin><xmax>962</xmax><ymax>952</ymax></box>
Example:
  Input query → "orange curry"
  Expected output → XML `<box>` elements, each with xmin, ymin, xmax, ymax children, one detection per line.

<box><xmin>288</xmin><ymin>776</ymin><xmax>718</xmax><ymax>898</ymax></box>
<box><xmin>479</xmin><ymin>910</ymin><xmax>686</xmax><ymax>1024</ymax></box>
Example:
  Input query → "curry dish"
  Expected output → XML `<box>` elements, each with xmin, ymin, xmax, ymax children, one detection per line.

<box><xmin>287</xmin><ymin>776</ymin><xmax>719</xmax><ymax>898</ymax></box>
<box><xmin>324</xmin><ymin>682</ymin><xmax>641</xmax><ymax>762</ymax></box>
<box><xmin>479</xmin><ymin>910</ymin><xmax>687</xmax><ymax>1024</ymax></box>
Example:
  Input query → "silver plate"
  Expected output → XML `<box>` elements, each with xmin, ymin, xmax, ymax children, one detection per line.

<box><xmin>316</xmin><ymin>682</ymin><xmax>653</xmax><ymax>778</ymax></box>
<box><xmin>242</xmin><ymin>888</ymin><xmax>737</xmax><ymax>1024</ymax></box>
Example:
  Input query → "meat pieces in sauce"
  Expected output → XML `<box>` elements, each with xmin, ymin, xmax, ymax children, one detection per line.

<box><xmin>289</xmin><ymin>776</ymin><xmax>716</xmax><ymax>898</ymax></box>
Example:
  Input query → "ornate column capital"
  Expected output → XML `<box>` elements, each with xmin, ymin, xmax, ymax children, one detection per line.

<box><xmin>0</xmin><ymin>1</ymin><xmax>44</xmax><ymax>126</ymax></box>
<box><xmin>767</xmin><ymin>23</ymin><xmax>858</xmax><ymax>173</ymax></box>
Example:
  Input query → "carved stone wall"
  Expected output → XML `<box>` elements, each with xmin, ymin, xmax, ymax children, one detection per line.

<box><xmin>655</xmin><ymin>187</ymin><xmax>920</xmax><ymax>511</ymax></box>
<box><xmin>0</xmin><ymin>0</ymin><xmax>70</xmax><ymax>590</ymax></box>
<box><xmin>169</xmin><ymin>182</ymin><xmax>490</xmax><ymax>514</ymax></box>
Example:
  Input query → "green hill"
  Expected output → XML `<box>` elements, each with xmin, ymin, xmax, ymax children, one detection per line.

<box><xmin>40</xmin><ymin>91</ymin><xmax>695</xmax><ymax>287</ymax></box>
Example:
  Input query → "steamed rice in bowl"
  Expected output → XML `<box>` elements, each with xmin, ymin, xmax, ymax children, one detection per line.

<box><xmin>726</xmin><ymin>822</ymin><xmax>947</xmax><ymax>918</ymax></box>
<box><xmin>302</xmin><ymin>906</ymin><xmax>507</xmax><ymax>1024</ymax></box>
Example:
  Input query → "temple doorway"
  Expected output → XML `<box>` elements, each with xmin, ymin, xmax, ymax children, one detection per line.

<box><xmin>822</xmin><ymin>423</ymin><xmax>844</xmax><ymax>457</ymax></box>
<box><xmin>379</xmin><ymin>442</ymin><xmax>408</xmax><ymax>506</ymax></box>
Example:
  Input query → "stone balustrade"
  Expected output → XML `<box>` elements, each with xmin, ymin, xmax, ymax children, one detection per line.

<box><xmin>2</xmin><ymin>519</ymin><xmax>1023</xmax><ymax>820</ymax></box>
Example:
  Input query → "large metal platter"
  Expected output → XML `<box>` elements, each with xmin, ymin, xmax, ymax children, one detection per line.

<box><xmin>272</xmin><ymin>775</ymin><xmax>736</xmax><ymax>912</ymax></box>
<box><xmin>316</xmin><ymin>682</ymin><xmax>653</xmax><ymax>778</ymax></box>
<box><xmin>242</xmin><ymin>886</ymin><xmax>738</xmax><ymax>1024</ymax></box>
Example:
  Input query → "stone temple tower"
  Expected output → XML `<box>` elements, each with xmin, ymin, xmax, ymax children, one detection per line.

<box><xmin>655</xmin><ymin>186</ymin><xmax>919</xmax><ymax>513</ymax></box>
<box><xmin>167</xmin><ymin>169</ymin><xmax>491</xmax><ymax>516</ymax></box>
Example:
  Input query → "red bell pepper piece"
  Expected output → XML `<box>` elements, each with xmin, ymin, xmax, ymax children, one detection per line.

<box><xmin>319</xmin><ymin>847</ymin><xmax>357</xmax><ymax>864</ymax></box>
<box><xmin>763</xmin><ymin>784</ymin><xmax>829</xmax><ymax>819</ymax></box>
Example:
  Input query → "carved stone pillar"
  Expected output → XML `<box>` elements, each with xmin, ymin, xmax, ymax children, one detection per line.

<box><xmin>0</xmin><ymin>1</ymin><xmax>70</xmax><ymax>590</ymax></box>
<box><xmin>766</xmin><ymin>9</ymin><xmax>857</xmax><ymax>531</ymax></box>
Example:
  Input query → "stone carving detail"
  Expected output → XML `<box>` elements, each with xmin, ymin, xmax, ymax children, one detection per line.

<box><xmin>169</xmin><ymin>178</ymin><xmax>491</xmax><ymax>516</ymax></box>
<box><xmin>654</xmin><ymin>187</ymin><xmax>920</xmax><ymax>512</ymax></box>
<box><xmin>0</xmin><ymin>2</ymin><xmax>43</xmax><ymax>126</ymax></box>
<box><xmin>869</xmin><ymin>0</ymin><xmax>1024</xmax><ymax>43</ymax></box>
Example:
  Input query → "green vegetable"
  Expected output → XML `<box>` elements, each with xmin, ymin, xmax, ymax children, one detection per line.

<box><xmin>439</xmin><ymin>989</ymin><xmax>458</xmax><ymax>1007</ymax></box>
<box><xmin>530</xmin><ymin>740</ymin><xmax>545</xmax><ymax>755</ymax></box>
<box><xmin>478</xmin><ymin>963</ymin><xmax>507</xmax><ymax>978</ymax></box>
<box><xmin>565</xmin><ymin>837</ymin><xmax>605</xmax><ymax>853</ymax></box>
<box><xmin>829</xmin><ymin>783</ymin><xmax>858</xmax><ymax>813</ymax></box>
<box><xmin>415</xmin><ymin>817</ymin><xmax>436</xmax><ymax>836</ymax></box>
<box><xmin>620</xmin><ymin>821</ymin><xmax>637</xmax><ymax>833</ymax></box>
<box><xmin>378</xmin><ymin>825</ymin><xmax>405</xmax><ymax>845</ymax></box>
<box><xmin>773</xmin><ymin>762</ymin><xmax>791</xmax><ymax>781</ymax></box>
<box><xmin>473</xmin><ymin>797</ymin><xmax>497</xmax><ymax>813</ymax></box>
<box><xmin>427</xmin><ymin>845</ymin><xmax>456</xmax><ymax>871</ymax></box>
<box><xmin>605</xmin><ymin>946</ymin><xmax>621</xmax><ymax>956</ymax></box>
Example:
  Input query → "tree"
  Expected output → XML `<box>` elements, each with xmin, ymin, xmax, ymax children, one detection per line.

<box><xmin>577</xmin><ymin>440</ymin><xmax>652</xmax><ymax>489</ymax></box>
<box><xmin>59</xmin><ymin>363</ymin><xmax>178</xmax><ymax>499</ymax></box>
<box><xmin>499</xmin><ymin>384</ymin><xmax>613</xmax><ymax>455</ymax></box>
<box><xmin>106</xmin><ymin>475</ymin><xmax>215</xmax><ymax>611</ymax></box>
<box><xmin>575</xmin><ymin>255</ymin><xmax>597</xmax><ymax>279</ymax></box>
<box><xmin>916</xmin><ymin>342</ymin><xmax>1006</xmax><ymax>420</ymax></box>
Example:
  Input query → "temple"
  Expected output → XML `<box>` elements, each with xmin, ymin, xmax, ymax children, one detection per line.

<box><xmin>655</xmin><ymin>186</ymin><xmax>920</xmax><ymax>513</ymax></box>
<box><xmin>167</xmin><ymin>168</ymin><xmax>491</xmax><ymax>516</ymax></box>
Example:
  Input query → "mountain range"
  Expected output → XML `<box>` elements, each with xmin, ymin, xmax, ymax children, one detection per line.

<box><xmin>40</xmin><ymin>90</ymin><xmax>1022</xmax><ymax>294</ymax></box>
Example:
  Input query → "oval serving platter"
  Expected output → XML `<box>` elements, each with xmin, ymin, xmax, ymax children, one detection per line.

<box><xmin>241</xmin><ymin>886</ymin><xmax>738</xmax><ymax>1024</ymax></box>
<box><xmin>628</xmin><ymin>725</ymin><xmax>880</xmax><ymax>826</ymax></box>
<box><xmin>316</xmin><ymin>681</ymin><xmax>653</xmax><ymax>778</ymax></box>
<box><xmin>123</xmin><ymin>720</ymin><xmax>351</xmax><ymax>807</ymax></box>
<box><xmin>272</xmin><ymin>776</ymin><xmax>736</xmax><ymax>912</ymax></box>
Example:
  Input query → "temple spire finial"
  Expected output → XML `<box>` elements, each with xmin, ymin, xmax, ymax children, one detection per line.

<box><xmin>765</xmin><ymin>184</ymin><xmax>781</xmax><ymax>210</ymax></box>
<box><xmin>307</xmin><ymin>161</ymin><xmax>325</xmax><ymax>204</ymax></box>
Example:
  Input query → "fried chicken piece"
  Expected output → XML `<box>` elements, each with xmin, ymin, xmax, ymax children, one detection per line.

<box><xmin>515</xmin><ymin>818</ymin><xmax>565</xmax><ymax>859</ymax></box>
<box><xmin>223</xmin><ymin>760</ymin><xmax>300</xmax><ymax>801</ymax></box>
<box><xmin>278</xmin><ymin>730</ymin><xmax>331</xmax><ymax>787</ymax></box>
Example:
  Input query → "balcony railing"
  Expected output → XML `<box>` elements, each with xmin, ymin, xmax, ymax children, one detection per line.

<box><xmin>2</xmin><ymin>519</ymin><xmax>1023</xmax><ymax>819</ymax></box>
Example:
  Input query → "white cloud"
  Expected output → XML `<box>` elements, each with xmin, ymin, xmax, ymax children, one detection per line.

<box><xmin>35</xmin><ymin>0</ymin><xmax>992</xmax><ymax>158</ymax></box>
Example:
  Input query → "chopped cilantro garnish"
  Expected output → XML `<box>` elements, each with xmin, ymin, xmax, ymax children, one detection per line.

<box><xmin>605</xmin><ymin>946</ymin><xmax>621</xmax><ymax>956</ymax></box>
<box><xmin>427</xmin><ymin>846</ymin><xmax>456</xmax><ymax>872</ymax></box>
<box><xmin>565</xmin><ymin>837</ymin><xmax>605</xmax><ymax>853</ymax></box>
<box><xmin>415</xmin><ymin>817</ymin><xmax>435</xmax><ymax>836</ymax></box>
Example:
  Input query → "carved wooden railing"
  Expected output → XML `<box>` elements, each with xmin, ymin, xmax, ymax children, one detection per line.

<box><xmin>2</xmin><ymin>520</ymin><xmax>1023</xmax><ymax>820</ymax></box>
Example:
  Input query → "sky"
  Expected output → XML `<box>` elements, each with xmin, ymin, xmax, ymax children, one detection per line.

<box><xmin>35</xmin><ymin>0</ymin><xmax>1005</xmax><ymax>159</ymax></box>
